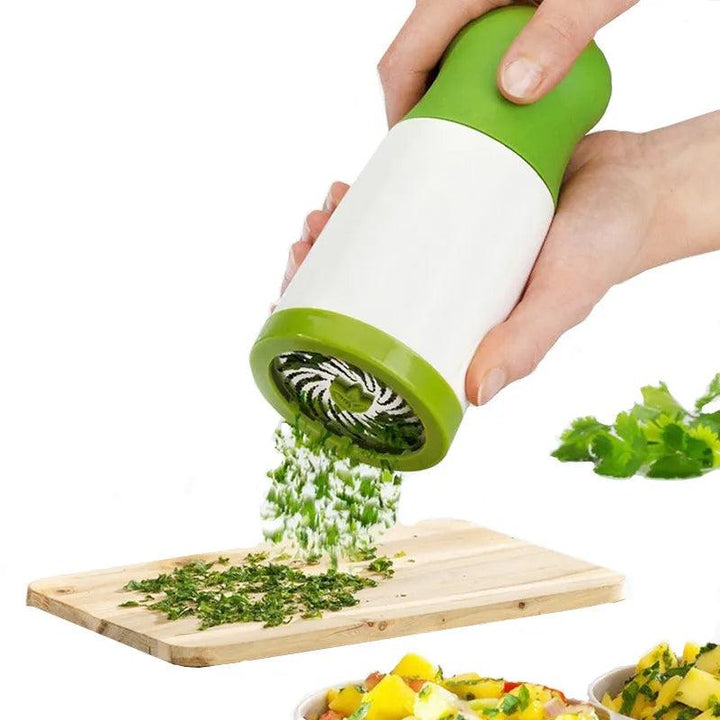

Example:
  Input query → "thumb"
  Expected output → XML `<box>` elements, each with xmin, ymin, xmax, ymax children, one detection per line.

<box><xmin>379</xmin><ymin>0</ymin><xmax>511</xmax><ymax>127</ymax></box>
<box><xmin>465</xmin><ymin>266</ymin><xmax>600</xmax><ymax>406</ymax></box>
<box><xmin>498</xmin><ymin>0</ymin><xmax>636</xmax><ymax>104</ymax></box>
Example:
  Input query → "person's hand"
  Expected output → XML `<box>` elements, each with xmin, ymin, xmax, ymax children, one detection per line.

<box><xmin>378</xmin><ymin>0</ymin><xmax>638</xmax><ymax>125</ymax></box>
<box><xmin>281</xmin><ymin>112</ymin><xmax>720</xmax><ymax>405</ymax></box>
<box><xmin>280</xmin><ymin>182</ymin><xmax>350</xmax><ymax>295</ymax></box>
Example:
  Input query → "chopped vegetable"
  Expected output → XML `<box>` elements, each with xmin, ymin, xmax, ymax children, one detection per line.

<box><xmin>553</xmin><ymin>374</ymin><xmax>720</xmax><ymax>478</ymax></box>
<box><xmin>118</xmin><ymin>552</ymin><xmax>393</xmax><ymax>630</ymax></box>
<box><xmin>306</xmin><ymin>654</ymin><xmax>597</xmax><ymax>720</ymax></box>
<box><xmin>603</xmin><ymin>643</ymin><xmax>720</xmax><ymax>719</ymax></box>
<box><xmin>264</xmin><ymin>422</ymin><xmax>403</xmax><ymax>566</ymax></box>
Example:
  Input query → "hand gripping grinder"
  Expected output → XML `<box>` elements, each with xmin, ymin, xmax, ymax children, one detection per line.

<box><xmin>250</xmin><ymin>6</ymin><xmax>611</xmax><ymax>470</ymax></box>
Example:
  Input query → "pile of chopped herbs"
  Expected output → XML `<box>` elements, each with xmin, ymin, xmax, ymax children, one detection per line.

<box><xmin>119</xmin><ymin>551</ymin><xmax>393</xmax><ymax>629</ymax></box>
<box><xmin>553</xmin><ymin>373</ymin><xmax>720</xmax><ymax>478</ymax></box>
<box><xmin>263</xmin><ymin>422</ymin><xmax>402</xmax><ymax>566</ymax></box>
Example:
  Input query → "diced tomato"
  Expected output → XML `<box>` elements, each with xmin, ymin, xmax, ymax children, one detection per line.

<box><xmin>403</xmin><ymin>677</ymin><xmax>427</xmax><ymax>692</ymax></box>
<box><xmin>504</xmin><ymin>681</ymin><xmax>523</xmax><ymax>693</ymax></box>
<box><xmin>365</xmin><ymin>672</ymin><xmax>385</xmax><ymax>690</ymax></box>
<box><xmin>319</xmin><ymin>711</ymin><xmax>343</xmax><ymax>720</ymax></box>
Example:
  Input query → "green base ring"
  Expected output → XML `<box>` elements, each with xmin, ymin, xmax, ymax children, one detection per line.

<box><xmin>250</xmin><ymin>308</ymin><xmax>464</xmax><ymax>471</ymax></box>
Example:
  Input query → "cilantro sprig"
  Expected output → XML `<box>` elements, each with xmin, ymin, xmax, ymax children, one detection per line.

<box><xmin>553</xmin><ymin>373</ymin><xmax>720</xmax><ymax>479</ymax></box>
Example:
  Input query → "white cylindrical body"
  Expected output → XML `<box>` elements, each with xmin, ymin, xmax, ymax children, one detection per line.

<box><xmin>277</xmin><ymin>117</ymin><xmax>555</xmax><ymax>406</ymax></box>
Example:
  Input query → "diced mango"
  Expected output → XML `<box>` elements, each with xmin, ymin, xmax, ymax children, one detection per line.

<box><xmin>655</xmin><ymin>703</ymin><xmax>691</xmax><ymax>720</ymax></box>
<box><xmin>392</xmin><ymin>654</ymin><xmax>438</xmax><ymax>683</ymax></box>
<box><xmin>330</xmin><ymin>685</ymin><xmax>365</xmax><ymax>716</ymax></box>
<box><xmin>327</xmin><ymin>688</ymin><xmax>339</xmax><ymax>705</ymax></box>
<box><xmin>365</xmin><ymin>675</ymin><xmax>417</xmax><ymax>720</ymax></box>
<box><xmin>675</xmin><ymin>668</ymin><xmax>720</xmax><ymax>710</ymax></box>
<box><xmin>638</xmin><ymin>644</ymin><xmax>677</xmax><ymax>674</ymax></box>
<box><xmin>696</xmin><ymin>646</ymin><xmax>720</xmax><ymax>677</ymax></box>
<box><xmin>684</xmin><ymin>643</ymin><xmax>702</xmax><ymax>665</ymax></box>
<box><xmin>602</xmin><ymin>692</ymin><xmax>622</xmax><ymax>712</ymax></box>
<box><xmin>519</xmin><ymin>699</ymin><xmax>546</xmax><ymax>720</ymax></box>
<box><xmin>443</xmin><ymin>674</ymin><xmax>504</xmax><ymax>700</ymax></box>
<box><xmin>693</xmin><ymin>708</ymin><xmax>719</xmax><ymax>720</ymax></box>
<box><xmin>522</xmin><ymin>685</ymin><xmax>554</xmax><ymax>705</ymax></box>
<box><xmin>656</xmin><ymin>675</ymin><xmax>684</xmax><ymax>709</ymax></box>
<box><xmin>470</xmin><ymin>699</ymin><xmax>500</xmax><ymax>712</ymax></box>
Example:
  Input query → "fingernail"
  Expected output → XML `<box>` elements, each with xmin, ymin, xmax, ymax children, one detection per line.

<box><xmin>323</xmin><ymin>192</ymin><xmax>333</xmax><ymax>213</ymax></box>
<box><xmin>301</xmin><ymin>220</ymin><xmax>311</xmax><ymax>242</ymax></box>
<box><xmin>501</xmin><ymin>57</ymin><xmax>543</xmax><ymax>99</ymax></box>
<box><xmin>478</xmin><ymin>368</ymin><xmax>507</xmax><ymax>406</ymax></box>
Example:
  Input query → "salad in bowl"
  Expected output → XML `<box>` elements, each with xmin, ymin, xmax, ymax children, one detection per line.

<box><xmin>303</xmin><ymin>653</ymin><xmax>604</xmax><ymax>720</ymax></box>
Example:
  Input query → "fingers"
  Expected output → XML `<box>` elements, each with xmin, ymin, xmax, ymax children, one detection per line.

<box><xmin>379</xmin><ymin>0</ymin><xmax>510</xmax><ymax>127</ymax></box>
<box><xmin>465</xmin><ymin>199</ymin><xmax>612</xmax><ymax>404</ymax></box>
<box><xmin>466</xmin><ymin>274</ymin><xmax>597</xmax><ymax>405</ymax></box>
<box><xmin>499</xmin><ymin>0</ymin><xmax>636</xmax><ymax>104</ymax></box>
<box><xmin>280</xmin><ymin>182</ymin><xmax>350</xmax><ymax>295</ymax></box>
<box><xmin>323</xmin><ymin>181</ymin><xmax>350</xmax><ymax>213</ymax></box>
<box><xmin>280</xmin><ymin>211</ymin><xmax>329</xmax><ymax>294</ymax></box>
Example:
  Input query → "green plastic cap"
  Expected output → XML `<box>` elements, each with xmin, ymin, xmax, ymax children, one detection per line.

<box><xmin>250</xmin><ymin>308</ymin><xmax>463</xmax><ymax>472</ymax></box>
<box><xmin>405</xmin><ymin>5</ymin><xmax>612</xmax><ymax>203</ymax></box>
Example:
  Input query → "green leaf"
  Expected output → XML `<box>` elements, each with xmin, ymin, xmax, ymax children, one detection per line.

<box><xmin>499</xmin><ymin>694</ymin><xmax>521</xmax><ymax>715</ymax></box>
<box><xmin>647</xmin><ymin>454</ymin><xmax>704</xmax><ymax>479</ymax></box>
<box><xmin>660</xmin><ymin>423</ymin><xmax>714</xmax><ymax>469</ymax></box>
<box><xmin>696</xmin><ymin>373</ymin><xmax>720</xmax><ymax>412</ymax></box>
<box><xmin>621</xmin><ymin>681</ymin><xmax>640</xmax><ymax>716</ymax></box>
<box><xmin>553</xmin><ymin>374</ymin><xmax>720</xmax><ymax>479</ymax></box>
<box><xmin>589</xmin><ymin>413</ymin><xmax>648</xmax><ymax>478</ymax></box>
<box><xmin>516</xmin><ymin>685</ymin><xmax>531</xmax><ymax>711</ymax></box>
<box><xmin>694</xmin><ymin>411</ymin><xmax>720</xmax><ymax>435</ymax></box>
<box><xmin>552</xmin><ymin>417</ymin><xmax>610</xmax><ymax>462</ymax></box>
<box><xmin>661</xmin><ymin>423</ymin><xmax>686</xmax><ymax>452</ymax></box>
<box><xmin>640</xmin><ymin>382</ymin><xmax>688</xmax><ymax>421</ymax></box>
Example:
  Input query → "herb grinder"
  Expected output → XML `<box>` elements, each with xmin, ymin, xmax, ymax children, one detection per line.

<box><xmin>251</xmin><ymin>6</ymin><xmax>611</xmax><ymax>471</ymax></box>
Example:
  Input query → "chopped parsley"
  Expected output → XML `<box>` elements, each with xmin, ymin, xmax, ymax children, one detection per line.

<box><xmin>621</xmin><ymin>681</ymin><xmax>641</xmax><ymax>716</ymax></box>
<box><xmin>553</xmin><ymin>374</ymin><xmax>720</xmax><ymax>478</ymax></box>
<box><xmin>367</xmin><ymin>556</ymin><xmax>395</xmax><ymax>578</ymax></box>
<box><xmin>118</xmin><ymin>552</ymin><xmax>392</xmax><ymax>629</ymax></box>
<box><xmin>677</xmin><ymin>708</ymin><xmax>701</xmax><ymax>720</ymax></box>
<box><xmin>499</xmin><ymin>686</ymin><xmax>530</xmax><ymax>715</ymax></box>
<box><xmin>263</xmin><ymin>422</ymin><xmax>402</xmax><ymax>567</ymax></box>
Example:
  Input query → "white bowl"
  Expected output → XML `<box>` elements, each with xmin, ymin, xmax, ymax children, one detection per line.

<box><xmin>588</xmin><ymin>665</ymin><xmax>636</xmax><ymax>720</ymax></box>
<box><xmin>295</xmin><ymin>681</ymin><xmax>360</xmax><ymax>720</ymax></box>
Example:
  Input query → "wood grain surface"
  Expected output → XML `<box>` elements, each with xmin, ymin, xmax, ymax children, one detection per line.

<box><xmin>27</xmin><ymin>519</ymin><xmax>624</xmax><ymax>667</ymax></box>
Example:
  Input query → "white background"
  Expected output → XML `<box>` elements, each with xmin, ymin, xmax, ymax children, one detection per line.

<box><xmin>2</xmin><ymin>0</ymin><xmax>720</xmax><ymax>716</ymax></box>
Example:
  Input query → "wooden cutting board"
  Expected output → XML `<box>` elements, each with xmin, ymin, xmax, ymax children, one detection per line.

<box><xmin>27</xmin><ymin>519</ymin><xmax>623</xmax><ymax>667</ymax></box>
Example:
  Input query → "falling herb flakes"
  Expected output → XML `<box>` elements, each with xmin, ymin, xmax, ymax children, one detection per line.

<box><xmin>118</xmin><ymin>552</ymin><xmax>394</xmax><ymax>630</ymax></box>
<box><xmin>263</xmin><ymin>422</ymin><xmax>403</xmax><ymax>566</ymax></box>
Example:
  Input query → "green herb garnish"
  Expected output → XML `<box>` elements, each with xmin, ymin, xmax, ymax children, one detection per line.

<box><xmin>263</xmin><ymin>422</ymin><xmax>402</xmax><ymax>567</ymax></box>
<box><xmin>500</xmin><ymin>690</ymin><xmax>526</xmax><ymax>716</ymax></box>
<box><xmin>367</xmin><ymin>555</ymin><xmax>395</xmax><ymax>578</ymax></box>
<box><xmin>553</xmin><ymin>374</ymin><xmax>720</xmax><ymax>478</ymax></box>
<box><xmin>118</xmin><ymin>553</ymin><xmax>389</xmax><ymax>629</ymax></box>
<box><xmin>621</xmin><ymin>681</ymin><xmax>641</xmax><ymax>716</ymax></box>
<box><xmin>348</xmin><ymin>703</ymin><xmax>370</xmax><ymax>720</ymax></box>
